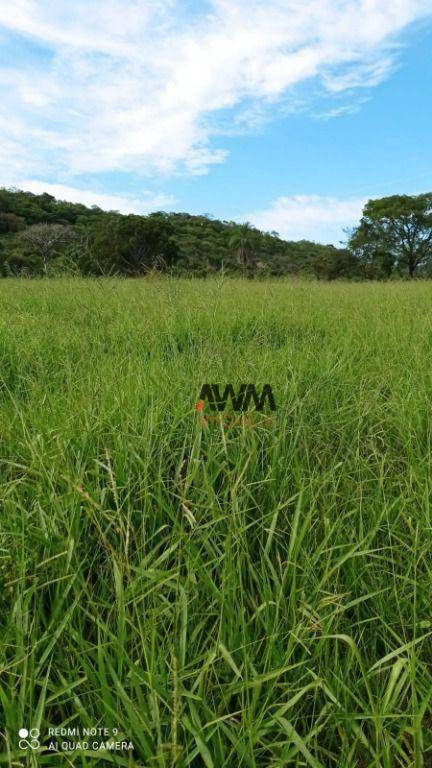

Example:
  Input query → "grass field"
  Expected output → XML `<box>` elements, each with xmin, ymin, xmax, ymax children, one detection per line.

<box><xmin>1</xmin><ymin>277</ymin><xmax>432</xmax><ymax>767</ymax></box>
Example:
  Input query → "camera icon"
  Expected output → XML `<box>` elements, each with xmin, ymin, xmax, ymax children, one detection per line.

<box><xmin>18</xmin><ymin>728</ymin><xmax>40</xmax><ymax>750</ymax></box>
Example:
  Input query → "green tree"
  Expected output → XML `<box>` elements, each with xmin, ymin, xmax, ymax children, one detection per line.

<box><xmin>229</xmin><ymin>223</ymin><xmax>256</xmax><ymax>275</ymax></box>
<box><xmin>349</xmin><ymin>194</ymin><xmax>432</xmax><ymax>278</ymax></box>
<box><xmin>0</xmin><ymin>212</ymin><xmax>24</xmax><ymax>234</ymax></box>
<box><xmin>86</xmin><ymin>213</ymin><xmax>178</xmax><ymax>275</ymax></box>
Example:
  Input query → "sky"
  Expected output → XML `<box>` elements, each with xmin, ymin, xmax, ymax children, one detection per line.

<box><xmin>0</xmin><ymin>0</ymin><xmax>431</xmax><ymax>245</ymax></box>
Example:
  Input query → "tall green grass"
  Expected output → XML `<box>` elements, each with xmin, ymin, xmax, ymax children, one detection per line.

<box><xmin>1</xmin><ymin>277</ymin><xmax>432</xmax><ymax>767</ymax></box>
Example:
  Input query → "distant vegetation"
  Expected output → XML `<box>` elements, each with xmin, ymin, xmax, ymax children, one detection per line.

<box><xmin>0</xmin><ymin>187</ymin><xmax>431</xmax><ymax>279</ymax></box>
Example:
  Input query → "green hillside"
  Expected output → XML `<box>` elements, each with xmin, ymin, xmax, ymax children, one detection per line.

<box><xmin>0</xmin><ymin>187</ymin><xmax>355</xmax><ymax>278</ymax></box>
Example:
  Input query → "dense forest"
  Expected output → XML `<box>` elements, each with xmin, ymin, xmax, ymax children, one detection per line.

<box><xmin>0</xmin><ymin>187</ymin><xmax>431</xmax><ymax>279</ymax></box>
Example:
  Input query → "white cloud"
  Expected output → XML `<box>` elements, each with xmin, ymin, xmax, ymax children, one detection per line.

<box><xmin>245</xmin><ymin>194</ymin><xmax>367</xmax><ymax>244</ymax></box>
<box><xmin>16</xmin><ymin>180</ymin><xmax>175</xmax><ymax>213</ymax></box>
<box><xmin>0</xmin><ymin>0</ymin><xmax>430</xmax><ymax>180</ymax></box>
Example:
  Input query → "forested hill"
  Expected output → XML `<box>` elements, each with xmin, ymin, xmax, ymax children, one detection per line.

<box><xmin>0</xmin><ymin>187</ymin><xmax>355</xmax><ymax>278</ymax></box>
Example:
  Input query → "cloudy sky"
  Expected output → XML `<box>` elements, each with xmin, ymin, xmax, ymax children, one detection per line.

<box><xmin>1</xmin><ymin>0</ymin><xmax>431</xmax><ymax>243</ymax></box>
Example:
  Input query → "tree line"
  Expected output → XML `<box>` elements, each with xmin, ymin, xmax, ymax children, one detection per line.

<box><xmin>0</xmin><ymin>187</ymin><xmax>431</xmax><ymax>279</ymax></box>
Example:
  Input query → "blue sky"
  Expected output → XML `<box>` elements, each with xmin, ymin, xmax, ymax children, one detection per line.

<box><xmin>0</xmin><ymin>0</ymin><xmax>431</xmax><ymax>244</ymax></box>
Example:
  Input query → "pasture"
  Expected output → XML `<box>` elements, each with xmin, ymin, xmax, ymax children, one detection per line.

<box><xmin>1</xmin><ymin>277</ymin><xmax>431</xmax><ymax>767</ymax></box>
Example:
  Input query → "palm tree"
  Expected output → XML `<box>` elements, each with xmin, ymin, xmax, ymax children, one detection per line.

<box><xmin>229</xmin><ymin>222</ymin><xmax>255</xmax><ymax>275</ymax></box>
